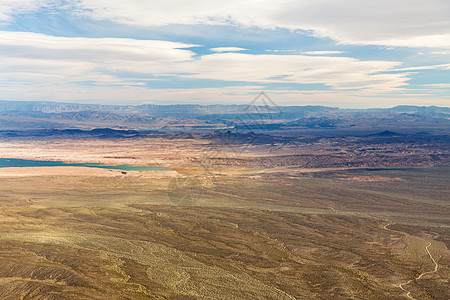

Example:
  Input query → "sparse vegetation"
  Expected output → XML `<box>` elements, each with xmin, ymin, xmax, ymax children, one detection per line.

<box><xmin>0</xmin><ymin>124</ymin><xmax>448</xmax><ymax>299</ymax></box>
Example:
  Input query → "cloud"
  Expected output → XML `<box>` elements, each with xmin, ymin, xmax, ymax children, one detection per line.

<box><xmin>344</xmin><ymin>35</ymin><xmax>450</xmax><ymax>48</ymax></box>
<box><xmin>0</xmin><ymin>31</ymin><xmax>408</xmax><ymax>90</ymax></box>
<box><xmin>0</xmin><ymin>31</ymin><xmax>416</xmax><ymax>104</ymax></box>
<box><xmin>422</xmin><ymin>84</ymin><xmax>450</xmax><ymax>88</ymax></box>
<box><xmin>210</xmin><ymin>47</ymin><xmax>247</xmax><ymax>52</ymax></box>
<box><xmin>301</xmin><ymin>51</ymin><xmax>346</xmax><ymax>55</ymax></box>
<box><xmin>431</xmin><ymin>51</ymin><xmax>450</xmax><ymax>55</ymax></box>
<box><xmin>0</xmin><ymin>0</ymin><xmax>56</xmax><ymax>22</ymax></box>
<box><xmin>0</xmin><ymin>31</ymin><xmax>197</xmax><ymax>60</ymax></box>
<box><xmin>21</xmin><ymin>0</ymin><xmax>450</xmax><ymax>48</ymax></box>
<box><xmin>2</xmin><ymin>31</ymin><xmax>447</xmax><ymax>108</ymax></box>
<box><xmin>0</xmin><ymin>31</ymin><xmax>201</xmax><ymax>101</ymax></box>
<box><xmin>3</xmin><ymin>1</ymin><xmax>450</xmax><ymax>48</ymax></box>
<box><xmin>391</xmin><ymin>64</ymin><xmax>450</xmax><ymax>71</ymax></box>
<box><xmin>174</xmin><ymin>53</ymin><xmax>407</xmax><ymax>91</ymax></box>
<box><xmin>0</xmin><ymin>1</ymin><xmax>31</xmax><ymax>21</ymax></box>
<box><xmin>0</xmin><ymin>31</ymin><xmax>198</xmax><ymax>81</ymax></box>
<box><xmin>265</xmin><ymin>50</ymin><xmax>300</xmax><ymax>54</ymax></box>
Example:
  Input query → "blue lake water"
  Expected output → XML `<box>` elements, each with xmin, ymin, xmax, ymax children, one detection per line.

<box><xmin>0</xmin><ymin>158</ymin><xmax>168</xmax><ymax>171</ymax></box>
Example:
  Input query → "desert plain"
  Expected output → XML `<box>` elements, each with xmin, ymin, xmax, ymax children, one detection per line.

<box><xmin>0</xmin><ymin>134</ymin><xmax>448</xmax><ymax>300</ymax></box>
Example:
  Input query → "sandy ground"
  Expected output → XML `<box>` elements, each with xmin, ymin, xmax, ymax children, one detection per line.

<box><xmin>0</xmin><ymin>138</ymin><xmax>208</xmax><ymax>167</ymax></box>
<box><xmin>0</xmin><ymin>138</ymin><xmax>191</xmax><ymax>178</ymax></box>
<box><xmin>0</xmin><ymin>138</ymin><xmax>448</xmax><ymax>299</ymax></box>
<box><xmin>0</xmin><ymin>139</ymin><xmax>361</xmax><ymax>178</ymax></box>
<box><xmin>0</xmin><ymin>166</ymin><xmax>179</xmax><ymax>178</ymax></box>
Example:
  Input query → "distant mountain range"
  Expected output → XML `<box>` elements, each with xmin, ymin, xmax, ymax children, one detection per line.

<box><xmin>0</xmin><ymin>100</ymin><xmax>449</xmax><ymax>133</ymax></box>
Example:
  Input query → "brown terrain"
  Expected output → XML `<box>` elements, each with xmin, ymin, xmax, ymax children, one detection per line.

<box><xmin>0</xmin><ymin>135</ymin><xmax>448</xmax><ymax>299</ymax></box>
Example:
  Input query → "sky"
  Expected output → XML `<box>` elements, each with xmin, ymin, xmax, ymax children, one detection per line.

<box><xmin>0</xmin><ymin>0</ymin><xmax>449</xmax><ymax>108</ymax></box>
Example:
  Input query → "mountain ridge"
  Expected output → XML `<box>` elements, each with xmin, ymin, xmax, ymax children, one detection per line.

<box><xmin>1</xmin><ymin>100</ymin><xmax>449</xmax><ymax>132</ymax></box>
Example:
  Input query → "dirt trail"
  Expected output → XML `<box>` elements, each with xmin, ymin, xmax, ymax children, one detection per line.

<box><xmin>384</xmin><ymin>223</ymin><xmax>440</xmax><ymax>300</ymax></box>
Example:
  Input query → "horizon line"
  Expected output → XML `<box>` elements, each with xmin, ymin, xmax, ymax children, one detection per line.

<box><xmin>0</xmin><ymin>99</ymin><xmax>449</xmax><ymax>110</ymax></box>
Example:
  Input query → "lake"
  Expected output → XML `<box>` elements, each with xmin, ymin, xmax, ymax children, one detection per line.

<box><xmin>0</xmin><ymin>158</ymin><xmax>168</xmax><ymax>171</ymax></box>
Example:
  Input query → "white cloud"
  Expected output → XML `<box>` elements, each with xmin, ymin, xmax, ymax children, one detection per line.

<box><xmin>0</xmin><ymin>31</ymin><xmax>409</xmax><ymax>91</ymax></box>
<box><xmin>344</xmin><ymin>34</ymin><xmax>450</xmax><ymax>48</ymax></box>
<box><xmin>301</xmin><ymin>51</ymin><xmax>346</xmax><ymax>55</ymax></box>
<box><xmin>0</xmin><ymin>0</ymin><xmax>32</xmax><ymax>21</ymax></box>
<box><xmin>0</xmin><ymin>31</ymin><xmax>197</xmax><ymax>60</ymax></box>
<box><xmin>422</xmin><ymin>84</ymin><xmax>450</xmax><ymax>88</ymax></box>
<box><xmin>0</xmin><ymin>31</ymin><xmax>201</xmax><ymax>101</ymax></box>
<box><xmin>61</xmin><ymin>0</ymin><xmax>450</xmax><ymax>48</ymax></box>
<box><xmin>0</xmin><ymin>31</ymin><xmax>198</xmax><ymax>83</ymax></box>
<box><xmin>391</xmin><ymin>64</ymin><xmax>450</xmax><ymax>71</ymax></box>
<box><xmin>0</xmin><ymin>31</ymin><xmax>444</xmax><ymax>107</ymax></box>
<box><xmin>266</xmin><ymin>50</ymin><xmax>299</xmax><ymax>53</ymax></box>
<box><xmin>3</xmin><ymin>1</ymin><xmax>450</xmax><ymax>48</ymax></box>
<box><xmin>210</xmin><ymin>47</ymin><xmax>248</xmax><ymax>52</ymax></box>
<box><xmin>0</xmin><ymin>0</ymin><xmax>56</xmax><ymax>22</ymax></box>
<box><xmin>174</xmin><ymin>53</ymin><xmax>407</xmax><ymax>91</ymax></box>
<box><xmin>431</xmin><ymin>51</ymin><xmax>450</xmax><ymax>55</ymax></box>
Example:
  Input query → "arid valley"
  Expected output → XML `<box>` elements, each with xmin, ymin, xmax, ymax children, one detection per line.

<box><xmin>0</xmin><ymin>104</ymin><xmax>448</xmax><ymax>299</ymax></box>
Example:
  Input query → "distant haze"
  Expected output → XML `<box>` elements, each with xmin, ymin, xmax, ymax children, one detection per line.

<box><xmin>0</xmin><ymin>100</ymin><xmax>449</xmax><ymax>134</ymax></box>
